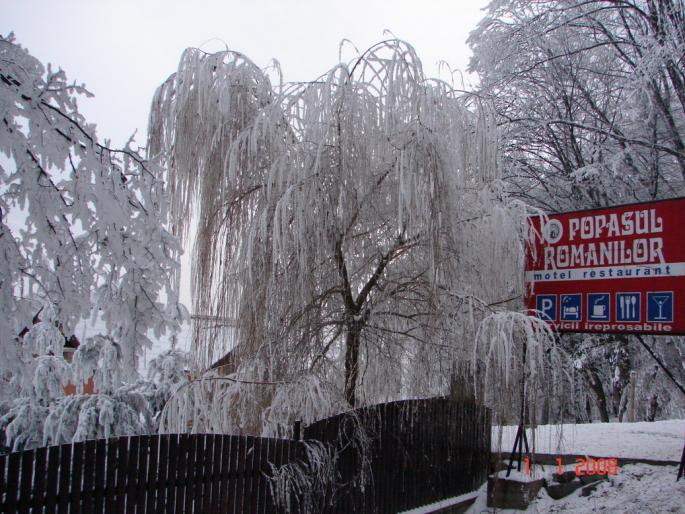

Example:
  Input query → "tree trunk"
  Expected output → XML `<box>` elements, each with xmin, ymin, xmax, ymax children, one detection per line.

<box><xmin>344</xmin><ymin>324</ymin><xmax>362</xmax><ymax>407</ymax></box>
<box><xmin>449</xmin><ymin>364</ymin><xmax>476</xmax><ymax>403</ymax></box>
<box><xmin>647</xmin><ymin>394</ymin><xmax>659</xmax><ymax>422</ymax></box>
<box><xmin>584</xmin><ymin>367</ymin><xmax>610</xmax><ymax>422</ymax></box>
<box><xmin>611</xmin><ymin>342</ymin><xmax>631</xmax><ymax>418</ymax></box>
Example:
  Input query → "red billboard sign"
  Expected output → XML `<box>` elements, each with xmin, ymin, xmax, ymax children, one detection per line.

<box><xmin>525</xmin><ymin>198</ymin><xmax>685</xmax><ymax>334</ymax></box>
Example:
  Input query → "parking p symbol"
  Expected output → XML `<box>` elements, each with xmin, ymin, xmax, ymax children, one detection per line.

<box><xmin>536</xmin><ymin>295</ymin><xmax>557</xmax><ymax>321</ymax></box>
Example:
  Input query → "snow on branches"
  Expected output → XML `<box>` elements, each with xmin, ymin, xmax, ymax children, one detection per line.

<box><xmin>469</xmin><ymin>0</ymin><xmax>685</xmax><ymax>210</ymax></box>
<box><xmin>473</xmin><ymin>311</ymin><xmax>570</xmax><ymax>428</ymax></box>
<box><xmin>149</xmin><ymin>39</ymin><xmax>545</xmax><ymax>434</ymax></box>
<box><xmin>0</xmin><ymin>34</ymin><xmax>187</xmax><ymax>450</ymax></box>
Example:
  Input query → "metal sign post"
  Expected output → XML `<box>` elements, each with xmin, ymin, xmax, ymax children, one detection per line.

<box><xmin>506</xmin><ymin>341</ymin><xmax>531</xmax><ymax>478</ymax></box>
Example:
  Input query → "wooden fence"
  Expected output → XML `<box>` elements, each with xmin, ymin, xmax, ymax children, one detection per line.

<box><xmin>0</xmin><ymin>434</ymin><xmax>300</xmax><ymax>514</ymax></box>
<box><xmin>304</xmin><ymin>398</ymin><xmax>491</xmax><ymax>514</ymax></box>
<box><xmin>0</xmin><ymin>399</ymin><xmax>490</xmax><ymax>513</ymax></box>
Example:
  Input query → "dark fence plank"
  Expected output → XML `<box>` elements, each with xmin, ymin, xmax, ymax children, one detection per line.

<box><xmin>0</xmin><ymin>454</ymin><xmax>5</xmax><ymax>514</ymax></box>
<box><xmin>279</xmin><ymin>440</ymin><xmax>292</xmax><ymax>514</ymax></box>
<box><xmin>263</xmin><ymin>437</ymin><xmax>277</xmax><ymax>514</ymax></box>
<box><xmin>44</xmin><ymin>445</ymin><xmax>60</xmax><ymax>514</ymax></box>
<box><xmin>255</xmin><ymin>439</ymin><xmax>264</xmax><ymax>514</ymax></box>
<box><xmin>217</xmin><ymin>436</ymin><xmax>228</xmax><ymax>514</ymax></box>
<box><xmin>244</xmin><ymin>437</ymin><xmax>255</xmax><ymax>514</ymax></box>
<box><xmin>32</xmin><ymin>446</ymin><xmax>47</xmax><ymax>513</ymax></box>
<box><xmin>71</xmin><ymin>442</ymin><xmax>85</xmax><ymax>514</ymax></box>
<box><xmin>82</xmin><ymin>440</ymin><xmax>96</xmax><ymax>514</ymax></box>
<box><xmin>57</xmin><ymin>443</ymin><xmax>72</xmax><ymax>514</ymax></box>
<box><xmin>263</xmin><ymin>439</ymin><xmax>276</xmax><ymax>514</ymax></box>
<box><xmin>143</xmin><ymin>435</ymin><xmax>158</xmax><ymax>514</ymax></box>
<box><xmin>193</xmin><ymin>434</ymin><xmax>204</xmax><ymax>512</ymax></box>
<box><xmin>201</xmin><ymin>434</ymin><xmax>214</xmax><ymax>514</ymax></box>
<box><xmin>93</xmin><ymin>439</ymin><xmax>107</xmax><ymax>514</ymax></box>
<box><xmin>115</xmin><ymin>437</ymin><xmax>129</xmax><ymax>514</ymax></box>
<box><xmin>209</xmin><ymin>435</ymin><xmax>223</xmax><ymax>512</ymax></box>
<box><xmin>18</xmin><ymin>448</ymin><xmax>34</xmax><ymax>514</ymax></box>
<box><xmin>232</xmin><ymin>436</ymin><xmax>246</xmax><ymax>514</ymax></box>
<box><xmin>183</xmin><ymin>434</ymin><xmax>198</xmax><ymax>514</ymax></box>
<box><xmin>175</xmin><ymin>434</ymin><xmax>189</xmax><ymax>513</ymax></box>
<box><xmin>5</xmin><ymin>451</ymin><xmax>20</xmax><ymax>513</ymax></box>
<box><xmin>255</xmin><ymin>437</ymin><xmax>265</xmax><ymax>514</ymax></box>
<box><xmin>248</xmin><ymin>437</ymin><xmax>261</xmax><ymax>514</ymax></box>
<box><xmin>260</xmin><ymin>438</ymin><xmax>271</xmax><ymax>514</ymax></box>
<box><xmin>199</xmin><ymin>434</ymin><xmax>213</xmax><ymax>514</ymax></box>
<box><xmin>124</xmin><ymin>436</ymin><xmax>140</xmax><ymax>514</ymax></box>
<box><xmin>217</xmin><ymin>435</ymin><xmax>230</xmax><ymax>514</ymax></box>
<box><xmin>134</xmin><ymin>435</ymin><xmax>150</xmax><ymax>513</ymax></box>
<box><xmin>153</xmin><ymin>434</ymin><xmax>170</xmax><ymax>514</ymax></box>
<box><xmin>104</xmin><ymin>438</ymin><xmax>119</xmax><ymax>514</ymax></box>
<box><xmin>432</xmin><ymin>401</ymin><xmax>443</xmax><ymax>503</ymax></box>
<box><xmin>165</xmin><ymin>434</ymin><xmax>180</xmax><ymax>514</ymax></box>
<box><xmin>381</xmin><ymin>403</ymin><xmax>391</xmax><ymax>514</ymax></box>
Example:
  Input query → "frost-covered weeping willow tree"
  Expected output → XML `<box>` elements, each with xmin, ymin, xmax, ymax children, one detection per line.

<box><xmin>150</xmin><ymin>40</ymin><xmax>568</xmax><ymax>436</ymax></box>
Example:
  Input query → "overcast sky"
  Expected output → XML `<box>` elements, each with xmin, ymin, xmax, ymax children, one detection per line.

<box><xmin>4</xmin><ymin>0</ymin><xmax>490</xmax><ymax>322</ymax></box>
<box><xmin>4</xmin><ymin>0</ymin><xmax>489</xmax><ymax>148</ymax></box>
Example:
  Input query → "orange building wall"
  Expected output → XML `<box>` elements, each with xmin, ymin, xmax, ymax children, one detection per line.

<box><xmin>63</xmin><ymin>376</ymin><xmax>95</xmax><ymax>396</ymax></box>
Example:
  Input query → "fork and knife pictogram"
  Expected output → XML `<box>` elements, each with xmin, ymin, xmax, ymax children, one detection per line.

<box><xmin>619</xmin><ymin>295</ymin><xmax>637</xmax><ymax>319</ymax></box>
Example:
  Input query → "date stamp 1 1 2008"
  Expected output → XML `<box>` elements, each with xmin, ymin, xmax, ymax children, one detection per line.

<box><xmin>522</xmin><ymin>456</ymin><xmax>620</xmax><ymax>476</ymax></box>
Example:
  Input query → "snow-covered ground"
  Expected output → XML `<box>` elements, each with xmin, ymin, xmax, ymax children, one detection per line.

<box><xmin>462</xmin><ymin>419</ymin><xmax>685</xmax><ymax>513</ymax></box>
<box><xmin>494</xmin><ymin>419</ymin><xmax>685</xmax><ymax>461</ymax></box>
<box><xmin>467</xmin><ymin>462</ymin><xmax>685</xmax><ymax>513</ymax></box>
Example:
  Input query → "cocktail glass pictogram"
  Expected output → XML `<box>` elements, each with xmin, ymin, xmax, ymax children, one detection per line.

<box><xmin>651</xmin><ymin>294</ymin><xmax>670</xmax><ymax>320</ymax></box>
